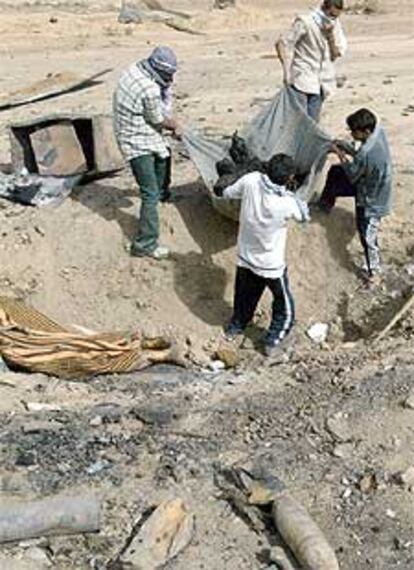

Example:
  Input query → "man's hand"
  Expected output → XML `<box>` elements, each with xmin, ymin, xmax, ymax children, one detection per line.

<box><xmin>213</xmin><ymin>180</ymin><xmax>226</xmax><ymax>197</ymax></box>
<box><xmin>321</xmin><ymin>21</ymin><xmax>334</xmax><ymax>36</ymax></box>
<box><xmin>283</xmin><ymin>72</ymin><xmax>291</xmax><ymax>87</ymax></box>
<box><xmin>172</xmin><ymin>124</ymin><xmax>183</xmax><ymax>140</ymax></box>
<box><xmin>275</xmin><ymin>38</ymin><xmax>291</xmax><ymax>86</ymax></box>
<box><xmin>330</xmin><ymin>142</ymin><xmax>348</xmax><ymax>163</ymax></box>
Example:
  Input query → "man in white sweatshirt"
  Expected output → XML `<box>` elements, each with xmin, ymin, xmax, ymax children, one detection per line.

<box><xmin>214</xmin><ymin>154</ymin><xmax>309</xmax><ymax>356</ymax></box>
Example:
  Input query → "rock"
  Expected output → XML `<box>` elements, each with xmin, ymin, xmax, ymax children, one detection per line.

<box><xmin>359</xmin><ymin>473</ymin><xmax>376</xmax><ymax>494</ymax></box>
<box><xmin>214</xmin><ymin>0</ymin><xmax>236</xmax><ymax>8</ymax></box>
<box><xmin>86</xmin><ymin>460</ymin><xmax>111</xmax><ymax>475</ymax></box>
<box><xmin>24</xmin><ymin>547</ymin><xmax>52</xmax><ymax>567</ymax></box>
<box><xmin>89</xmin><ymin>416</ymin><xmax>103</xmax><ymax>427</ymax></box>
<box><xmin>395</xmin><ymin>466</ymin><xmax>414</xmax><ymax>487</ymax></box>
<box><xmin>22</xmin><ymin>420</ymin><xmax>63</xmax><ymax>434</ymax></box>
<box><xmin>25</xmin><ymin>402</ymin><xmax>62</xmax><ymax>412</ymax></box>
<box><xmin>118</xmin><ymin>3</ymin><xmax>143</xmax><ymax>24</ymax></box>
<box><xmin>90</xmin><ymin>403</ymin><xmax>122</xmax><ymax>424</ymax></box>
<box><xmin>120</xmin><ymin>498</ymin><xmax>195</xmax><ymax>569</ymax></box>
<box><xmin>216</xmin><ymin>341</ymin><xmax>239</xmax><ymax>368</ymax></box>
<box><xmin>333</xmin><ymin>442</ymin><xmax>354</xmax><ymax>459</ymax></box>
<box><xmin>307</xmin><ymin>323</ymin><xmax>329</xmax><ymax>344</ymax></box>
<box><xmin>386</xmin><ymin>508</ymin><xmax>397</xmax><ymax>519</ymax></box>
<box><xmin>208</xmin><ymin>360</ymin><xmax>226</xmax><ymax>372</ymax></box>
<box><xmin>15</xmin><ymin>450</ymin><xmax>37</xmax><ymax>467</ymax></box>
<box><xmin>0</xmin><ymin>356</ymin><xmax>9</xmax><ymax>372</ymax></box>
<box><xmin>403</xmin><ymin>388</ymin><xmax>414</xmax><ymax>409</ymax></box>
<box><xmin>325</xmin><ymin>412</ymin><xmax>352</xmax><ymax>442</ymax></box>
<box><xmin>270</xmin><ymin>545</ymin><xmax>299</xmax><ymax>569</ymax></box>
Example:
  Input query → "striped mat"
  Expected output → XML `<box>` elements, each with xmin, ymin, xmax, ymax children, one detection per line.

<box><xmin>0</xmin><ymin>297</ymin><xmax>181</xmax><ymax>379</ymax></box>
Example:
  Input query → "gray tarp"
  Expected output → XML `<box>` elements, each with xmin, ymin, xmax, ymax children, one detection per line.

<box><xmin>183</xmin><ymin>87</ymin><xmax>333</xmax><ymax>220</ymax></box>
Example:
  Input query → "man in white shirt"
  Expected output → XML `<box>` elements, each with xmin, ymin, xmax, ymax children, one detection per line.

<box><xmin>275</xmin><ymin>0</ymin><xmax>347</xmax><ymax>122</ymax></box>
<box><xmin>214</xmin><ymin>154</ymin><xmax>309</xmax><ymax>356</ymax></box>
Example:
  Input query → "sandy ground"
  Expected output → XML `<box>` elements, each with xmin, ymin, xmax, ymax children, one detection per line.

<box><xmin>1</xmin><ymin>0</ymin><xmax>414</xmax><ymax>568</ymax></box>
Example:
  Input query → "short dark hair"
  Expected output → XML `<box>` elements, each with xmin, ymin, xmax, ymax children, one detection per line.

<box><xmin>346</xmin><ymin>108</ymin><xmax>377</xmax><ymax>133</ymax></box>
<box><xmin>323</xmin><ymin>0</ymin><xmax>344</xmax><ymax>9</ymax></box>
<box><xmin>267</xmin><ymin>154</ymin><xmax>295</xmax><ymax>186</ymax></box>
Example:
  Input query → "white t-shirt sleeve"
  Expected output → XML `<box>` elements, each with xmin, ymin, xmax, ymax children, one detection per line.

<box><xmin>222</xmin><ymin>175</ymin><xmax>247</xmax><ymax>200</ymax></box>
<box><xmin>282</xmin><ymin>195</ymin><xmax>310</xmax><ymax>223</ymax></box>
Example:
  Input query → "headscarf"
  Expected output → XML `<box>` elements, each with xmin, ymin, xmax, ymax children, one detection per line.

<box><xmin>140</xmin><ymin>46</ymin><xmax>177</xmax><ymax>89</ymax></box>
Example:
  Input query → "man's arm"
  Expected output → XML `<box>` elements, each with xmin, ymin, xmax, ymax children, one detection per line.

<box><xmin>275</xmin><ymin>19</ymin><xmax>306</xmax><ymax>86</ymax></box>
<box><xmin>275</xmin><ymin>36</ymin><xmax>291</xmax><ymax>87</ymax></box>
<box><xmin>278</xmin><ymin>195</ymin><xmax>310</xmax><ymax>224</ymax></box>
<box><xmin>322</xmin><ymin>23</ymin><xmax>341</xmax><ymax>61</ymax></box>
<box><xmin>142</xmin><ymin>87</ymin><xmax>180</xmax><ymax>136</ymax></box>
<box><xmin>322</xmin><ymin>21</ymin><xmax>347</xmax><ymax>62</ymax></box>
<box><xmin>214</xmin><ymin>175</ymin><xmax>246</xmax><ymax>199</ymax></box>
<box><xmin>342</xmin><ymin>153</ymin><xmax>366</xmax><ymax>184</ymax></box>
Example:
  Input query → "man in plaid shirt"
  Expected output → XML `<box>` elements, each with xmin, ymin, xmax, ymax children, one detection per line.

<box><xmin>113</xmin><ymin>46</ymin><xmax>180</xmax><ymax>259</ymax></box>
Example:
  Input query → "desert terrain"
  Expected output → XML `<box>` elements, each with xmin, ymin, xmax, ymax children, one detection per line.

<box><xmin>1</xmin><ymin>0</ymin><xmax>414</xmax><ymax>568</ymax></box>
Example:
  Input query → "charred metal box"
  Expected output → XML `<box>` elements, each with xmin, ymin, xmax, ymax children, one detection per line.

<box><xmin>9</xmin><ymin>114</ymin><xmax>123</xmax><ymax>176</ymax></box>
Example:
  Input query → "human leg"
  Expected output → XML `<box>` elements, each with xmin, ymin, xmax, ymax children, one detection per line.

<box><xmin>291</xmin><ymin>87</ymin><xmax>323</xmax><ymax>122</ymax></box>
<box><xmin>226</xmin><ymin>266</ymin><xmax>266</xmax><ymax>336</ymax></box>
<box><xmin>159</xmin><ymin>150</ymin><xmax>172</xmax><ymax>202</ymax></box>
<box><xmin>356</xmin><ymin>208</ymin><xmax>381</xmax><ymax>276</ymax></box>
<box><xmin>265</xmin><ymin>269</ymin><xmax>295</xmax><ymax>351</ymax></box>
<box><xmin>318</xmin><ymin>164</ymin><xmax>356</xmax><ymax>212</ymax></box>
<box><xmin>306</xmin><ymin>91</ymin><xmax>324</xmax><ymax>122</ymax></box>
<box><xmin>130</xmin><ymin>154</ymin><xmax>163</xmax><ymax>255</ymax></box>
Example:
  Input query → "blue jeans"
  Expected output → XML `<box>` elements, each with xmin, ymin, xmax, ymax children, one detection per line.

<box><xmin>291</xmin><ymin>86</ymin><xmax>324</xmax><ymax>122</ymax></box>
<box><xmin>130</xmin><ymin>154</ymin><xmax>167</xmax><ymax>254</ymax></box>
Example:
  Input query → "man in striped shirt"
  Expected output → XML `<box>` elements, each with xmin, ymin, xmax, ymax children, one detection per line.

<box><xmin>113</xmin><ymin>46</ymin><xmax>180</xmax><ymax>259</ymax></box>
<box><xmin>214</xmin><ymin>154</ymin><xmax>309</xmax><ymax>356</ymax></box>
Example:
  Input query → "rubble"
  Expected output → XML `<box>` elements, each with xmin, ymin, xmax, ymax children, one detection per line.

<box><xmin>119</xmin><ymin>498</ymin><xmax>195</xmax><ymax>569</ymax></box>
<box><xmin>307</xmin><ymin>323</ymin><xmax>329</xmax><ymax>344</ymax></box>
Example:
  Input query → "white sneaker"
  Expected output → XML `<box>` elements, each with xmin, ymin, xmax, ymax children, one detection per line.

<box><xmin>150</xmin><ymin>246</ymin><xmax>170</xmax><ymax>259</ymax></box>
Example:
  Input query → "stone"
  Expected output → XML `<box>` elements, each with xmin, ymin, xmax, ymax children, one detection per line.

<box><xmin>333</xmin><ymin>443</ymin><xmax>354</xmax><ymax>459</ymax></box>
<box><xmin>208</xmin><ymin>360</ymin><xmax>226</xmax><ymax>372</ymax></box>
<box><xmin>307</xmin><ymin>322</ymin><xmax>329</xmax><ymax>344</ymax></box>
<box><xmin>214</xmin><ymin>0</ymin><xmax>236</xmax><ymax>8</ymax></box>
<box><xmin>22</xmin><ymin>420</ymin><xmax>63</xmax><ymax>434</ymax></box>
<box><xmin>395</xmin><ymin>466</ymin><xmax>414</xmax><ymax>487</ymax></box>
<box><xmin>359</xmin><ymin>473</ymin><xmax>376</xmax><ymax>494</ymax></box>
<box><xmin>118</xmin><ymin>3</ymin><xmax>143</xmax><ymax>24</ymax></box>
<box><xmin>25</xmin><ymin>402</ymin><xmax>62</xmax><ymax>412</ymax></box>
<box><xmin>89</xmin><ymin>416</ymin><xmax>103</xmax><ymax>427</ymax></box>
<box><xmin>269</xmin><ymin>545</ymin><xmax>299</xmax><ymax>570</ymax></box>
<box><xmin>403</xmin><ymin>388</ymin><xmax>414</xmax><ymax>409</ymax></box>
<box><xmin>120</xmin><ymin>498</ymin><xmax>195</xmax><ymax>569</ymax></box>
<box><xmin>216</xmin><ymin>341</ymin><xmax>239</xmax><ymax>368</ymax></box>
<box><xmin>24</xmin><ymin>547</ymin><xmax>52</xmax><ymax>567</ymax></box>
<box><xmin>325</xmin><ymin>412</ymin><xmax>352</xmax><ymax>442</ymax></box>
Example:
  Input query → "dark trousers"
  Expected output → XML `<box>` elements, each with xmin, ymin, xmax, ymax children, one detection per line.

<box><xmin>130</xmin><ymin>154</ymin><xmax>167</xmax><ymax>254</ymax></box>
<box><xmin>292</xmin><ymin>86</ymin><xmax>324</xmax><ymax>122</ymax></box>
<box><xmin>319</xmin><ymin>165</ymin><xmax>381</xmax><ymax>275</ymax></box>
<box><xmin>229</xmin><ymin>266</ymin><xmax>295</xmax><ymax>346</ymax></box>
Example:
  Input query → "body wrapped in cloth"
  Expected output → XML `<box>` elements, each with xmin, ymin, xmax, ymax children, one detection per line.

<box><xmin>0</xmin><ymin>297</ymin><xmax>182</xmax><ymax>379</ymax></box>
<box><xmin>182</xmin><ymin>87</ymin><xmax>332</xmax><ymax>220</ymax></box>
